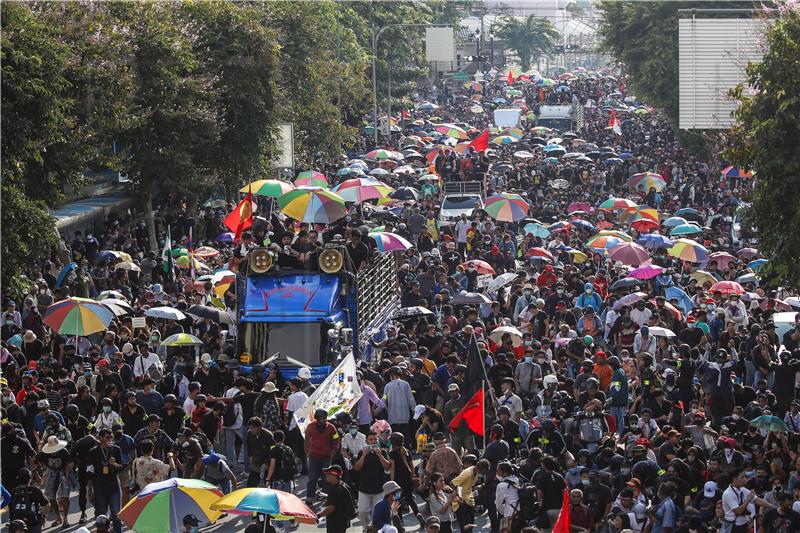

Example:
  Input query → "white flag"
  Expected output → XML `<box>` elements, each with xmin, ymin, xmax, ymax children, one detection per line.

<box><xmin>293</xmin><ymin>352</ymin><xmax>362</xmax><ymax>434</ymax></box>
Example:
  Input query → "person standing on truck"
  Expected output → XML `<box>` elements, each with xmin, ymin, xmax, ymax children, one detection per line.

<box><xmin>454</xmin><ymin>214</ymin><xmax>470</xmax><ymax>258</ymax></box>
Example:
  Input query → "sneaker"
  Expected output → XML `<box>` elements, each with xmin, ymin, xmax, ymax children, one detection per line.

<box><xmin>305</xmin><ymin>499</ymin><xmax>315</xmax><ymax>507</ymax></box>
<box><xmin>61</xmin><ymin>521</ymin><xmax>70</xmax><ymax>529</ymax></box>
<box><xmin>51</xmin><ymin>520</ymin><xmax>62</xmax><ymax>528</ymax></box>
<box><xmin>79</xmin><ymin>513</ymin><xmax>87</xmax><ymax>524</ymax></box>
<box><xmin>416</xmin><ymin>513</ymin><xmax>425</xmax><ymax>528</ymax></box>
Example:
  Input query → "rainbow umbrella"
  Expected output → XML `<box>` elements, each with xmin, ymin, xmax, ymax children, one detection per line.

<box><xmin>211</xmin><ymin>270</ymin><xmax>236</xmax><ymax>298</ymax></box>
<box><xmin>668</xmin><ymin>239</ymin><xmax>710</xmax><ymax>263</ymax></box>
<box><xmin>531</xmin><ymin>126</ymin><xmax>553</xmax><ymax>136</ymax></box>
<box><xmin>210</xmin><ymin>488</ymin><xmax>317</xmax><ymax>524</ymax></box>
<box><xmin>503</xmin><ymin>127</ymin><xmax>525</xmax><ymax>140</ymax></box>
<box><xmin>333</xmin><ymin>178</ymin><xmax>394</xmax><ymax>203</ymax></box>
<box><xmin>175</xmin><ymin>255</ymin><xmax>210</xmax><ymax>271</ymax></box>
<box><xmin>628</xmin><ymin>172</ymin><xmax>666</xmax><ymax>192</ymax></box>
<box><xmin>598</xmin><ymin>198</ymin><xmax>637</xmax><ymax>210</ymax></box>
<box><xmin>119</xmin><ymin>478</ymin><xmax>222</xmax><ymax>533</ymax></box>
<box><xmin>43</xmin><ymin>297</ymin><xmax>114</xmax><ymax>336</ymax></box>
<box><xmin>491</xmin><ymin>135</ymin><xmax>518</xmax><ymax>145</ymax></box>
<box><xmin>435</xmin><ymin>123</ymin><xmax>469</xmax><ymax>139</ymax></box>
<box><xmin>278</xmin><ymin>187</ymin><xmax>346</xmax><ymax>224</ymax></box>
<box><xmin>365</xmin><ymin>149</ymin><xmax>402</xmax><ymax>161</ymax></box>
<box><xmin>463</xmin><ymin>81</ymin><xmax>482</xmax><ymax>92</ymax></box>
<box><xmin>485</xmin><ymin>193</ymin><xmax>529</xmax><ymax>222</ymax></box>
<box><xmin>370</xmin><ymin>232</ymin><xmax>413</xmax><ymax>252</ymax></box>
<box><xmin>586</xmin><ymin>235</ymin><xmax>624</xmax><ymax>252</ymax></box>
<box><xmin>607</xmin><ymin>242</ymin><xmax>651</xmax><ymax>266</ymax></box>
<box><xmin>242</xmin><ymin>179</ymin><xmax>296</xmax><ymax>197</ymax></box>
<box><xmin>294</xmin><ymin>171</ymin><xmax>329</xmax><ymax>188</ymax></box>
<box><xmin>593</xmin><ymin>230</ymin><xmax>633</xmax><ymax>242</ymax></box>
<box><xmin>620</xmin><ymin>206</ymin><xmax>659</xmax><ymax>224</ymax></box>
<box><xmin>721</xmin><ymin>166</ymin><xmax>753</xmax><ymax>179</ymax></box>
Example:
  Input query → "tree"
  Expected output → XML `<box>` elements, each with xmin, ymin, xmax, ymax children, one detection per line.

<box><xmin>494</xmin><ymin>15</ymin><xmax>559</xmax><ymax>71</ymax></box>
<box><xmin>725</xmin><ymin>7</ymin><xmax>800</xmax><ymax>285</ymax></box>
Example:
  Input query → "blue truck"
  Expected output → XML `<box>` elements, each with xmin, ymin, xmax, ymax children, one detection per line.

<box><xmin>236</xmin><ymin>245</ymin><xmax>401</xmax><ymax>366</ymax></box>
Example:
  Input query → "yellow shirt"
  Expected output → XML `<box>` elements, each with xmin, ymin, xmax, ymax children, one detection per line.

<box><xmin>426</xmin><ymin>218</ymin><xmax>439</xmax><ymax>241</ymax></box>
<box><xmin>451</xmin><ymin>465</ymin><xmax>478</xmax><ymax>508</ymax></box>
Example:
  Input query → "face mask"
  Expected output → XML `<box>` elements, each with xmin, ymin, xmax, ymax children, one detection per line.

<box><xmin>745</xmin><ymin>470</ymin><xmax>755</xmax><ymax>478</ymax></box>
<box><xmin>84</xmin><ymin>370</ymin><xmax>92</xmax><ymax>377</ymax></box>
<box><xmin>190</xmin><ymin>528</ymin><xmax>198</xmax><ymax>533</ymax></box>
<box><xmin>581</xmin><ymin>479</ymin><xmax>590</xmax><ymax>486</ymax></box>
<box><xmin>150</xmin><ymin>336</ymin><xmax>159</xmax><ymax>342</ymax></box>
<box><xmin>688</xmin><ymin>455</ymin><xmax>696</xmax><ymax>462</ymax></box>
<box><xmin>103</xmin><ymin>406</ymin><xmax>112</xmax><ymax>413</ymax></box>
<box><xmin>732</xmin><ymin>414</ymin><xmax>740</xmax><ymax>420</ymax></box>
<box><xmin>524</xmin><ymin>357</ymin><xmax>533</xmax><ymax>363</ymax></box>
<box><xmin>349</xmin><ymin>428</ymin><xmax>357</xmax><ymax>436</ymax></box>
<box><xmin>4</xmin><ymin>321</ymin><xmax>13</xmax><ymax>326</ymax></box>
<box><xmin>394</xmin><ymin>490</ymin><xmax>402</xmax><ymax>499</ymax></box>
<box><xmin>586</xmin><ymin>289</ymin><xmax>592</xmax><ymax>294</ymax></box>
<box><xmin>524</xmin><ymin>290</ymin><xmax>532</xmax><ymax>296</ymax></box>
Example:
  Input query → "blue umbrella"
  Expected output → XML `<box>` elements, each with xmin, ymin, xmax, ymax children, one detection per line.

<box><xmin>493</xmin><ymin>97</ymin><xmax>507</xmax><ymax>104</ymax></box>
<box><xmin>543</xmin><ymin>157</ymin><xmax>560</xmax><ymax>164</ymax></box>
<box><xmin>555</xmin><ymin>85</ymin><xmax>570</xmax><ymax>93</ymax></box>
<box><xmin>665</xmin><ymin>286</ymin><xmax>694</xmax><ymax>314</ymax></box>
<box><xmin>523</xmin><ymin>223</ymin><xmax>550</xmax><ymax>238</ymax></box>
<box><xmin>670</xmin><ymin>224</ymin><xmax>703</xmax><ymax>236</ymax></box>
<box><xmin>663</xmin><ymin>216</ymin><xmax>688</xmax><ymax>228</ymax></box>
<box><xmin>55</xmin><ymin>262</ymin><xmax>78</xmax><ymax>288</ymax></box>
<box><xmin>748</xmin><ymin>259</ymin><xmax>768</xmax><ymax>270</ymax></box>
<box><xmin>7</xmin><ymin>334</ymin><xmax>23</xmax><ymax>348</ymax></box>
<box><xmin>603</xmin><ymin>157</ymin><xmax>624</xmax><ymax>165</ymax></box>
<box><xmin>571</xmin><ymin>219</ymin><xmax>597</xmax><ymax>231</ymax></box>
<box><xmin>676</xmin><ymin>208</ymin><xmax>700</xmax><ymax>217</ymax></box>
<box><xmin>637</xmin><ymin>234</ymin><xmax>674</xmax><ymax>249</ymax></box>
<box><xmin>618</xmin><ymin>152</ymin><xmax>633</xmax><ymax>159</ymax></box>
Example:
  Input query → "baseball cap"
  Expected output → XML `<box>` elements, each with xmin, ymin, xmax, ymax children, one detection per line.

<box><xmin>703</xmin><ymin>481</ymin><xmax>718</xmax><ymax>497</ymax></box>
<box><xmin>323</xmin><ymin>465</ymin><xmax>343</xmax><ymax>477</ymax></box>
<box><xmin>425</xmin><ymin>516</ymin><xmax>441</xmax><ymax>528</ymax></box>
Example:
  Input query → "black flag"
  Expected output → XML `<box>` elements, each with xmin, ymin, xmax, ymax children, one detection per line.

<box><xmin>463</xmin><ymin>333</ymin><xmax>489</xmax><ymax>400</ymax></box>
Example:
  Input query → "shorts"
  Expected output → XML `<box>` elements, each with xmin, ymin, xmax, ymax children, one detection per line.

<box><xmin>117</xmin><ymin>467</ymin><xmax>130</xmax><ymax>489</ymax></box>
<box><xmin>43</xmin><ymin>470</ymin><xmax>71</xmax><ymax>500</ymax></box>
<box><xmin>499</xmin><ymin>516</ymin><xmax>513</xmax><ymax>533</ymax></box>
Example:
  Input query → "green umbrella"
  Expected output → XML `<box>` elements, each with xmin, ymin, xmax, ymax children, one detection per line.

<box><xmin>750</xmin><ymin>415</ymin><xmax>788</xmax><ymax>433</ymax></box>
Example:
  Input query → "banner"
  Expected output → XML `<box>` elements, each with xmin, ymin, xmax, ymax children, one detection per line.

<box><xmin>293</xmin><ymin>352</ymin><xmax>362</xmax><ymax>433</ymax></box>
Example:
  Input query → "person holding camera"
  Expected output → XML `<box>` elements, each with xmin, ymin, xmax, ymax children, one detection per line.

<box><xmin>355</xmin><ymin>431</ymin><xmax>391</xmax><ymax>532</ymax></box>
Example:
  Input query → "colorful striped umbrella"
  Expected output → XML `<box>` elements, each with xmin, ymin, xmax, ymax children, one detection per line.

<box><xmin>485</xmin><ymin>193</ymin><xmax>529</xmax><ymax>222</ymax></box>
<box><xmin>503</xmin><ymin>127</ymin><xmax>525</xmax><ymax>140</ymax></box>
<box><xmin>668</xmin><ymin>239</ymin><xmax>710</xmax><ymax>263</ymax></box>
<box><xmin>294</xmin><ymin>171</ymin><xmax>329</xmax><ymax>188</ymax></box>
<box><xmin>43</xmin><ymin>298</ymin><xmax>114</xmax><ymax>336</ymax></box>
<box><xmin>210</xmin><ymin>488</ymin><xmax>317</xmax><ymax>524</ymax></box>
<box><xmin>721</xmin><ymin>166</ymin><xmax>753</xmax><ymax>179</ymax></box>
<box><xmin>211</xmin><ymin>270</ymin><xmax>236</xmax><ymax>298</ymax></box>
<box><xmin>365</xmin><ymin>149</ymin><xmax>402</xmax><ymax>161</ymax></box>
<box><xmin>161</xmin><ymin>333</ymin><xmax>204</xmax><ymax>347</ymax></box>
<box><xmin>628</xmin><ymin>172</ymin><xmax>666</xmax><ymax>192</ymax></box>
<box><xmin>119</xmin><ymin>478</ymin><xmax>222</xmax><ymax>533</ymax></box>
<box><xmin>278</xmin><ymin>187</ymin><xmax>346</xmax><ymax>224</ymax></box>
<box><xmin>607</xmin><ymin>242</ymin><xmax>651</xmax><ymax>266</ymax></box>
<box><xmin>491</xmin><ymin>135</ymin><xmax>518</xmax><ymax>145</ymax></box>
<box><xmin>598</xmin><ymin>198</ymin><xmax>637</xmax><ymax>210</ymax></box>
<box><xmin>370</xmin><ymin>232</ymin><xmax>413</xmax><ymax>253</ymax></box>
<box><xmin>333</xmin><ymin>178</ymin><xmax>394</xmax><ymax>203</ymax></box>
<box><xmin>434</xmin><ymin>123</ymin><xmax>469</xmax><ymax>139</ymax></box>
<box><xmin>242</xmin><ymin>179</ymin><xmax>296</xmax><ymax>197</ymax></box>
<box><xmin>586</xmin><ymin>235</ymin><xmax>625</xmax><ymax>252</ymax></box>
<box><xmin>709</xmin><ymin>281</ymin><xmax>745</xmax><ymax>296</ymax></box>
<box><xmin>527</xmin><ymin>247</ymin><xmax>555</xmax><ymax>261</ymax></box>
<box><xmin>463</xmin><ymin>81</ymin><xmax>482</xmax><ymax>92</ymax></box>
<box><xmin>531</xmin><ymin>126</ymin><xmax>553</xmax><ymax>136</ymax></box>
<box><xmin>593</xmin><ymin>230</ymin><xmax>633</xmax><ymax>242</ymax></box>
<box><xmin>175</xmin><ymin>255</ymin><xmax>210</xmax><ymax>271</ymax></box>
<box><xmin>193</xmin><ymin>246</ymin><xmax>220</xmax><ymax>258</ymax></box>
<box><xmin>620</xmin><ymin>206</ymin><xmax>659</xmax><ymax>224</ymax></box>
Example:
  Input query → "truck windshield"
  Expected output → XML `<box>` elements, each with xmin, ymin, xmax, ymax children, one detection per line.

<box><xmin>442</xmin><ymin>196</ymin><xmax>480</xmax><ymax>209</ymax></box>
<box><xmin>537</xmin><ymin>118</ymin><xmax>572</xmax><ymax>130</ymax></box>
<box><xmin>261</xmin><ymin>322</ymin><xmax>329</xmax><ymax>366</ymax></box>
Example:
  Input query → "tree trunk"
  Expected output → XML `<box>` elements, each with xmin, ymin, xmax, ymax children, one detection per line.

<box><xmin>144</xmin><ymin>192</ymin><xmax>158</xmax><ymax>252</ymax></box>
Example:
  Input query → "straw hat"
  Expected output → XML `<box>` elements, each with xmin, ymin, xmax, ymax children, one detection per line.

<box><xmin>42</xmin><ymin>436</ymin><xmax>68</xmax><ymax>454</ymax></box>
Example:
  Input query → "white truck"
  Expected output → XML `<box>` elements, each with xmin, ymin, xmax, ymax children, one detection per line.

<box><xmin>533</xmin><ymin>105</ymin><xmax>576</xmax><ymax>131</ymax></box>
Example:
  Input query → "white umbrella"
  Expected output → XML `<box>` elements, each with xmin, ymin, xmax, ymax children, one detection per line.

<box><xmin>114</xmin><ymin>261</ymin><xmax>141</xmax><ymax>272</ymax></box>
<box><xmin>99</xmin><ymin>298</ymin><xmax>135</xmax><ymax>317</ymax></box>
<box><xmin>648</xmin><ymin>326</ymin><xmax>676</xmax><ymax>338</ymax></box>
<box><xmin>490</xmin><ymin>325</ymin><xmax>524</xmax><ymax>347</ymax></box>
<box><xmin>513</xmin><ymin>150</ymin><xmax>535</xmax><ymax>159</ymax></box>
<box><xmin>450</xmin><ymin>292</ymin><xmax>492</xmax><ymax>305</ymax></box>
<box><xmin>487</xmin><ymin>272</ymin><xmax>518</xmax><ymax>292</ymax></box>
<box><xmin>144</xmin><ymin>307</ymin><xmax>187</xmax><ymax>321</ymax></box>
<box><xmin>97</xmin><ymin>290</ymin><xmax>127</xmax><ymax>301</ymax></box>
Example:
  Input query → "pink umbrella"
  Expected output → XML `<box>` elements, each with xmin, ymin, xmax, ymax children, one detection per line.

<box><xmin>629</xmin><ymin>265</ymin><xmax>664</xmax><ymax>280</ymax></box>
<box><xmin>527</xmin><ymin>247</ymin><xmax>555</xmax><ymax>261</ymax></box>
<box><xmin>613</xmin><ymin>291</ymin><xmax>648</xmax><ymax>310</ymax></box>
<box><xmin>370</xmin><ymin>232</ymin><xmax>413</xmax><ymax>252</ymax></box>
<box><xmin>607</xmin><ymin>242</ymin><xmax>650</xmax><ymax>266</ymax></box>
<box><xmin>567</xmin><ymin>201</ymin><xmax>592</xmax><ymax>214</ymax></box>
<box><xmin>708</xmin><ymin>251</ymin><xmax>736</xmax><ymax>268</ymax></box>
<box><xmin>709</xmin><ymin>281</ymin><xmax>745</xmax><ymax>295</ymax></box>
<box><xmin>738</xmin><ymin>247</ymin><xmax>758</xmax><ymax>259</ymax></box>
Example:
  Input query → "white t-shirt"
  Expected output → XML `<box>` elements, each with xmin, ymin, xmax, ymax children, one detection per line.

<box><xmin>722</xmin><ymin>485</ymin><xmax>754</xmax><ymax>526</ymax></box>
<box><xmin>223</xmin><ymin>387</ymin><xmax>242</xmax><ymax>429</ymax></box>
<box><xmin>134</xmin><ymin>352</ymin><xmax>162</xmax><ymax>379</ymax></box>
<box><xmin>285</xmin><ymin>391</ymin><xmax>308</xmax><ymax>431</ymax></box>
<box><xmin>454</xmin><ymin>219</ymin><xmax>470</xmax><ymax>243</ymax></box>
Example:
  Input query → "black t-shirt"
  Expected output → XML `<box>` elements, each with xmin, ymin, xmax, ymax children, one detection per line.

<box><xmin>536</xmin><ymin>471</ymin><xmax>566</xmax><ymax>510</ymax></box>
<box><xmin>762</xmin><ymin>508</ymin><xmax>800</xmax><ymax>533</ymax></box>
<box><xmin>347</xmin><ymin>241</ymin><xmax>370</xmax><ymax>269</ymax></box>
<box><xmin>10</xmin><ymin>485</ymin><xmax>49</xmax><ymax>527</ymax></box>
<box><xmin>199</xmin><ymin>411</ymin><xmax>221</xmax><ymax>442</ymax></box>
<box><xmin>267</xmin><ymin>444</ymin><xmax>284</xmax><ymax>482</ymax></box>
<box><xmin>36</xmin><ymin>449</ymin><xmax>72</xmax><ymax>471</ymax></box>
<box><xmin>583</xmin><ymin>481</ymin><xmax>612</xmax><ymax>521</ymax></box>
<box><xmin>355</xmin><ymin>447</ymin><xmax>388</xmax><ymax>494</ymax></box>
<box><xmin>324</xmin><ymin>483</ymin><xmax>353</xmax><ymax>531</ymax></box>
<box><xmin>1</xmin><ymin>435</ymin><xmax>36</xmax><ymax>483</ymax></box>
<box><xmin>678</xmin><ymin>327</ymin><xmax>703</xmax><ymax>348</ymax></box>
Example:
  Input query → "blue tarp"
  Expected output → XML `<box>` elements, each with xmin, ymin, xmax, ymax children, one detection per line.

<box><xmin>241</xmin><ymin>273</ymin><xmax>341</xmax><ymax>322</ymax></box>
<box><xmin>50</xmin><ymin>196</ymin><xmax>133</xmax><ymax>229</ymax></box>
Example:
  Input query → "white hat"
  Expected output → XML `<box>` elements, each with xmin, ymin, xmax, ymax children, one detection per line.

<box><xmin>122</xmin><ymin>342</ymin><xmax>134</xmax><ymax>355</ymax></box>
<box><xmin>703</xmin><ymin>481</ymin><xmax>718</xmax><ymax>497</ymax></box>
<box><xmin>42</xmin><ymin>435</ymin><xmax>68</xmax><ymax>454</ymax></box>
<box><xmin>200</xmin><ymin>353</ymin><xmax>212</xmax><ymax>364</ymax></box>
<box><xmin>382</xmin><ymin>480</ymin><xmax>402</xmax><ymax>497</ymax></box>
<box><xmin>298</xmin><ymin>367</ymin><xmax>311</xmax><ymax>380</ymax></box>
<box><xmin>413</xmin><ymin>405</ymin><xmax>427</xmax><ymax>420</ymax></box>
<box><xmin>23</xmin><ymin>330</ymin><xmax>37</xmax><ymax>343</ymax></box>
<box><xmin>261</xmin><ymin>382</ymin><xmax>277</xmax><ymax>393</ymax></box>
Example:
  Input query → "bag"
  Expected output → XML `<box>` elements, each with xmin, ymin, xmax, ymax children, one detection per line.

<box><xmin>10</xmin><ymin>486</ymin><xmax>43</xmax><ymax>527</ymax></box>
<box><xmin>278</xmin><ymin>444</ymin><xmax>297</xmax><ymax>481</ymax></box>
<box><xmin>342</xmin><ymin>482</ymin><xmax>358</xmax><ymax>522</ymax></box>
<box><xmin>222</xmin><ymin>391</ymin><xmax>241</xmax><ymax>427</ymax></box>
<box><xmin>147</xmin><ymin>363</ymin><xmax>163</xmax><ymax>382</ymax></box>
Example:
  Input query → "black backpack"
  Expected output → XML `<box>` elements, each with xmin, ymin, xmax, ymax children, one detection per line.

<box><xmin>10</xmin><ymin>486</ymin><xmax>43</xmax><ymax>526</ymax></box>
<box><xmin>339</xmin><ymin>481</ymin><xmax>357</xmax><ymax>522</ymax></box>
<box><xmin>222</xmin><ymin>391</ymin><xmax>240</xmax><ymax>427</ymax></box>
<box><xmin>278</xmin><ymin>444</ymin><xmax>297</xmax><ymax>481</ymax></box>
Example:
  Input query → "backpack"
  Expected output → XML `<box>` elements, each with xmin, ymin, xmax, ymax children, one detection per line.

<box><xmin>278</xmin><ymin>444</ymin><xmax>297</xmax><ymax>481</ymax></box>
<box><xmin>222</xmin><ymin>391</ymin><xmax>240</xmax><ymax>427</ymax></box>
<box><xmin>339</xmin><ymin>481</ymin><xmax>357</xmax><ymax>522</ymax></box>
<box><xmin>10</xmin><ymin>486</ymin><xmax>43</xmax><ymax>526</ymax></box>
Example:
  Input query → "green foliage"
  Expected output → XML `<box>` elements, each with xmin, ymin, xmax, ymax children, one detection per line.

<box><xmin>726</xmin><ymin>8</ymin><xmax>800</xmax><ymax>286</ymax></box>
<box><xmin>494</xmin><ymin>15</ymin><xmax>559</xmax><ymax>71</ymax></box>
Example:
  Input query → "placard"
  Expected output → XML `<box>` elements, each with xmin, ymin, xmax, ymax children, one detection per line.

<box><xmin>131</xmin><ymin>317</ymin><xmax>147</xmax><ymax>329</ymax></box>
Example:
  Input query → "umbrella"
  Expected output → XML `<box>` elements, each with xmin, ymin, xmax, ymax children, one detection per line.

<box><xmin>491</xmin><ymin>135</ymin><xmax>518</xmax><ymax>145</ymax></box>
<box><xmin>668</xmin><ymin>239</ymin><xmax>710</xmax><ymax>263</ymax></box>
<box><xmin>670</xmin><ymin>223</ymin><xmax>703</xmax><ymax>236</ymax></box>
<box><xmin>333</xmin><ymin>178</ymin><xmax>394</xmax><ymax>203</ymax></box>
<box><xmin>211</xmin><ymin>270</ymin><xmax>236</xmax><ymax>298</ymax></box>
<box><xmin>514</xmin><ymin>150</ymin><xmax>535</xmax><ymax>159</ymax></box>
<box><xmin>523</xmin><ymin>223</ymin><xmax>550</xmax><ymax>238</ymax></box>
<box><xmin>175</xmin><ymin>256</ymin><xmax>210</xmax><ymax>272</ymax></box>
<box><xmin>603</xmin><ymin>157</ymin><xmax>624</xmax><ymax>165</ymax></box>
<box><xmin>610</xmin><ymin>278</ymin><xmax>641</xmax><ymax>291</ymax></box>
<box><xmin>144</xmin><ymin>307</ymin><xmax>187</xmax><ymax>321</ymax></box>
<box><xmin>676</xmin><ymin>207</ymin><xmax>701</xmax><ymax>218</ymax></box>
<box><xmin>620</xmin><ymin>206</ymin><xmax>659</xmax><ymax>224</ymax></box>
<box><xmin>736</xmin><ymin>273</ymin><xmax>760</xmax><ymax>284</ymax></box>
<box><xmin>391</xmin><ymin>187</ymin><xmax>420</xmax><ymax>201</ymax></box>
<box><xmin>567</xmin><ymin>201</ymin><xmax>592</xmax><ymax>214</ymax></box>
<box><xmin>488</xmin><ymin>272</ymin><xmax>518</xmax><ymax>292</ymax></box>
<box><xmin>97</xmin><ymin>290</ymin><xmax>127</xmax><ymax>301</ymax></box>
<box><xmin>570</xmin><ymin>219</ymin><xmax>597</xmax><ymax>232</ymax></box>
<box><xmin>55</xmin><ymin>262</ymin><xmax>78</xmax><ymax>288</ymax></box>
<box><xmin>526</xmin><ymin>247</ymin><xmax>554</xmax><ymax>261</ymax></box>
<box><xmin>586</xmin><ymin>235</ymin><xmax>625</xmax><ymax>252</ymax></box>
<box><xmin>114</xmin><ymin>261</ymin><xmax>141</xmax><ymax>272</ymax></box>
<box><xmin>748</xmin><ymin>258</ymin><xmax>768</xmax><ymax>270</ymax></box>
<box><xmin>629</xmin><ymin>265</ymin><xmax>663</xmax><ymax>280</ymax></box>
<box><xmin>450</xmin><ymin>292</ymin><xmax>492</xmax><ymax>305</ymax></box>
<box><xmin>278</xmin><ymin>187</ymin><xmax>346</xmax><ymax>224</ymax></box>
<box><xmin>750</xmin><ymin>415</ymin><xmax>787</xmax><ymax>433</ymax></box>
<box><xmin>369</xmin><ymin>167</ymin><xmax>390</xmax><ymax>176</ymax></box>
<box><xmin>636</xmin><ymin>234</ymin><xmax>674</xmax><ymax>250</ymax></box>
<box><xmin>738</xmin><ymin>247</ymin><xmax>759</xmax><ymax>259</ymax></box>
<box><xmin>97</xmin><ymin>250</ymin><xmax>133</xmax><ymax>263</ymax></box>
<box><xmin>613</xmin><ymin>292</ymin><xmax>648</xmax><ymax>310</ymax></box>
<box><xmin>721</xmin><ymin>166</ymin><xmax>753</xmax><ymax>179</ymax></box>
<box><xmin>210</xmin><ymin>488</ymin><xmax>316</xmax><ymax>524</ymax></box>
<box><xmin>462</xmin><ymin>260</ymin><xmax>496</xmax><ymax>275</ymax></box>
<box><xmin>689</xmin><ymin>270</ymin><xmax>718</xmax><ymax>287</ymax></box>
<box><xmin>99</xmin><ymin>299</ymin><xmax>135</xmax><ymax>317</ymax></box>
<box><xmin>628</xmin><ymin>172</ymin><xmax>666</xmax><ymax>192</ymax></box>
<box><xmin>648</xmin><ymin>326</ymin><xmax>676</xmax><ymax>338</ymax></box>
<box><xmin>242</xmin><ymin>179</ymin><xmax>296</xmax><ymax>197</ymax></box>
<box><xmin>365</xmin><ymin>149</ymin><xmax>402</xmax><ymax>161</ymax></box>
<box><xmin>608</xmin><ymin>242</ymin><xmax>650</xmax><ymax>266</ymax></box>
<box><xmin>119</xmin><ymin>478</ymin><xmax>223</xmax><ymax>533</ymax></box>
<box><xmin>599</xmin><ymin>198</ymin><xmax>637</xmax><ymax>211</ymax></box>
<box><xmin>489</xmin><ymin>325</ymin><xmax>524</xmax><ymax>347</ymax></box>
<box><xmin>161</xmin><ymin>333</ymin><xmax>204</xmax><ymax>347</ymax></box>
<box><xmin>370</xmin><ymin>232</ymin><xmax>413</xmax><ymax>252</ymax></box>
<box><xmin>193</xmin><ymin>246</ymin><xmax>220</xmax><ymax>259</ymax></box>
<box><xmin>43</xmin><ymin>298</ymin><xmax>114</xmax><ymax>337</ymax></box>
<box><xmin>596</xmin><ymin>230</ymin><xmax>633</xmax><ymax>242</ymax></box>
<box><xmin>531</xmin><ymin>126</ymin><xmax>553</xmax><ymax>136</ymax></box>
<box><xmin>186</xmin><ymin>305</ymin><xmax>234</xmax><ymax>325</ymax></box>
<box><xmin>708</xmin><ymin>251</ymin><xmax>736</xmax><ymax>268</ymax></box>
<box><xmin>709</xmin><ymin>281</ymin><xmax>745</xmax><ymax>296</ymax></box>
<box><xmin>391</xmin><ymin>306</ymin><xmax>435</xmax><ymax>320</ymax></box>
<box><xmin>663</xmin><ymin>216</ymin><xmax>688</xmax><ymax>228</ymax></box>
<box><xmin>550</xmin><ymin>179</ymin><xmax>569</xmax><ymax>189</ymax></box>
<box><xmin>435</xmin><ymin>123</ymin><xmax>469</xmax><ymax>139</ymax></box>
<box><xmin>215</xmin><ymin>232</ymin><xmax>235</xmax><ymax>243</ymax></box>
<box><xmin>485</xmin><ymin>193</ymin><xmax>529</xmax><ymax>222</ymax></box>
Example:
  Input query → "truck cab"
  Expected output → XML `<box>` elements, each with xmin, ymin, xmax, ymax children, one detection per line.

<box><xmin>533</xmin><ymin>104</ymin><xmax>576</xmax><ymax>131</ymax></box>
<box><xmin>438</xmin><ymin>181</ymin><xmax>484</xmax><ymax>228</ymax></box>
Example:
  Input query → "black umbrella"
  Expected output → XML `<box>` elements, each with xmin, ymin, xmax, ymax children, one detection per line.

<box><xmin>610</xmin><ymin>277</ymin><xmax>641</xmax><ymax>291</ymax></box>
<box><xmin>391</xmin><ymin>187</ymin><xmax>420</xmax><ymax>201</ymax></box>
<box><xmin>187</xmin><ymin>305</ymin><xmax>234</xmax><ymax>325</ymax></box>
<box><xmin>391</xmin><ymin>306</ymin><xmax>434</xmax><ymax>320</ymax></box>
<box><xmin>530</xmin><ymin>137</ymin><xmax>547</xmax><ymax>145</ymax></box>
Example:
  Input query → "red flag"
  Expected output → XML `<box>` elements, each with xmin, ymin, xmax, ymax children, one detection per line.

<box><xmin>223</xmin><ymin>193</ymin><xmax>254</xmax><ymax>241</ymax></box>
<box><xmin>448</xmin><ymin>388</ymin><xmax>484</xmax><ymax>435</ymax></box>
<box><xmin>608</xmin><ymin>109</ymin><xmax>622</xmax><ymax>135</ymax></box>
<box><xmin>402</xmin><ymin>108</ymin><xmax>409</xmax><ymax>120</ymax></box>
<box><xmin>507</xmin><ymin>70</ymin><xmax>514</xmax><ymax>85</ymax></box>
<box><xmin>467</xmin><ymin>129</ymin><xmax>489</xmax><ymax>152</ymax></box>
<box><xmin>551</xmin><ymin>489</ymin><xmax>571</xmax><ymax>533</ymax></box>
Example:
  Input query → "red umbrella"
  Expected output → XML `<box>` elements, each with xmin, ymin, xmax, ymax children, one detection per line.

<box><xmin>527</xmin><ymin>247</ymin><xmax>555</xmax><ymax>261</ymax></box>
<box><xmin>709</xmin><ymin>281</ymin><xmax>745</xmax><ymax>295</ymax></box>
<box><xmin>650</xmin><ymin>299</ymin><xmax>684</xmax><ymax>321</ymax></box>
<box><xmin>631</xmin><ymin>219</ymin><xmax>660</xmax><ymax>232</ymax></box>
<box><xmin>567</xmin><ymin>201</ymin><xmax>592</xmax><ymax>214</ymax></box>
<box><xmin>607</xmin><ymin>242</ymin><xmax>650</xmax><ymax>266</ymax></box>
<box><xmin>461</xmin><ymin>260</ymin><xmax>496</xmax><ymax>275</ymax></box>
